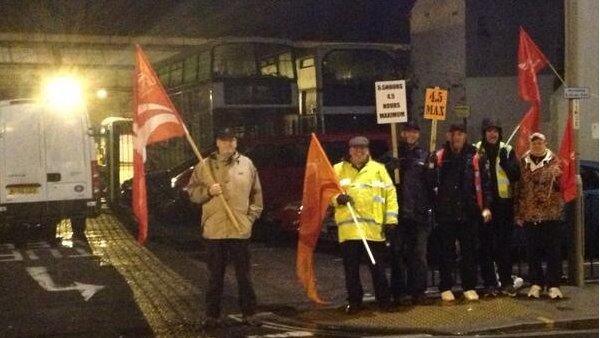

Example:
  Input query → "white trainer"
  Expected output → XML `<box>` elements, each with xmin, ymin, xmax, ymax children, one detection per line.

<box><xmin>548</xmin><ymin>287</ymin><xmax>564</xmax><ymax>299</ymax></box>
<box><xmin>527</xmin><ymin>284</ymin><xmax>542</xmax><ymax>298</ymax></box>
<box><xmin>463</xmin><ymin>289</ymin><xmax>480</xmax><ymax>301</ymax></box>
<box><xmin>441</xmin><ymin>290</ymin><xmax>455</xmax><ymax>301</ymax></box>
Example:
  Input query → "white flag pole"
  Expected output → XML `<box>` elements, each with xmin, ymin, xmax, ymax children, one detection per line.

<box><xmin>345</xmin><ymin>202</ymin><xmax>376</xmax><ymax>265</ymax></box>
<box><xmin>505</xmin><ymin>122</ymin><xmax>522</xmax><ymax>145</ymax></box>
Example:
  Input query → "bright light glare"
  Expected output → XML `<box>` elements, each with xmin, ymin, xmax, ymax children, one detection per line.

<box><xmin>96</xmin><ymin>88</ymin><xmax>108</xmax><ymax>99</ymax></box>
<box><xmin>43</xmin><ymin>76</ymin><xmax>85</xmax><ymax>109</ymax></box>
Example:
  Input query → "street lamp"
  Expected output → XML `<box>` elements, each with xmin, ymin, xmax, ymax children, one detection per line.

<box><xmin>42</xmin><ymin>75</ymin><xmax>85</xmax><ymax>110</ymax></box>
<box><xmin>96</xmin><ymin>88</ymin><xmax>108</xmax><ymax>100</ymax></box>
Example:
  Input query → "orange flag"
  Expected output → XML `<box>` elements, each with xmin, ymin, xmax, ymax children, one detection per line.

<box><xmin>133</xmin><ymin>45</ymin><xmax>186</xmax><ymax>244</ymax></box>
<box><xmin>296</xmin><ymin>133</ymin><xmax>343</xmax><ymax>304</ymax></box>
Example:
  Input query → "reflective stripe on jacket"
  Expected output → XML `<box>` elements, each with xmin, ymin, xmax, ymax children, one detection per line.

<box><xmin>475</xmin><ymin>141</ymin><xmax>512</xmax><ymax>198</ymax></box>
<box><xmin>331</xmin><ymin>159</ymin><xmax>398</xmax><ymax>243</ymax></box>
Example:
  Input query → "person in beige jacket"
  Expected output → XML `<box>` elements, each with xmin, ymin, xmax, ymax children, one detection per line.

<box><xmin>187</xmin><ymin>127</ymin><xmax>263</xmax><ymax>328</ymax></box>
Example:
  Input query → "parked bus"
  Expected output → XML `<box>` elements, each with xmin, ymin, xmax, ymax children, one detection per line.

<box><xmin>148</xmin><ymin>37</ymin><xmax>302</xmax><ymax>170</ymax></box>
<box><xmin>294</xmin><ymin>41</ymin><xmax>409</xmax><ymax>133</ymax></box>
<box><xmin>109</xmin><ymin>39</ymin><xmax>412</xmax><ymax>236</ymax></box>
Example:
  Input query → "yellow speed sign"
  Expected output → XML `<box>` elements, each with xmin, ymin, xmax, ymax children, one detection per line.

<box><xmin>424</xmin><ymin>87</ymin><xmax>448</xmax><ymax>120</ymax></box>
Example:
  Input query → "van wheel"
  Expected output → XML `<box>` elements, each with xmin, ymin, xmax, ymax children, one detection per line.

<box><xmin>8</xmin><ymin>223</ymin><xmax>27</xmax><ymax>248</ymax></box>
<box><xmin>70</xmin><ymin>217</ymin><xmax>87</xmax><ymax>240</ymax></box>
<box><xmin>44</xmin><ymin>222</ymin><xmax>58</xmax><ymax>245</ymax></box>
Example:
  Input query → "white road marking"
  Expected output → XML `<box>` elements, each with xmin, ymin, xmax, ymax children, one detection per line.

<box><xmin>26</xmin><ymin>266</ymin><xmax>105</xmax><ymax>301</ymax></box>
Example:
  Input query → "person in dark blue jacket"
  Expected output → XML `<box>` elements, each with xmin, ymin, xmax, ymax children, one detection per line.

<box><xmin>385</xmin><ymin>121</ymin><xmax>436</xmax><ymax>305</ymax></box>
<box><xmin>433</xmin><ymin>123</ymin><xmax>493</xmax><ymax>302</ymax></box>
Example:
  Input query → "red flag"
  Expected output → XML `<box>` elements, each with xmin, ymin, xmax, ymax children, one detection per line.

<box><xmin>133</xmin><ymin>45</ymin><xmax>186</xmax><ymax>244</ymax></box>
<box><xmin>296</xmin><ymin>133</ymin><xmax>343</xmax><ymax>304</ymax></box>
<box><xmin>515</xmin><ymin>104</ymin><xmax>541</xmax><ymax>158</ymax></box>
<box><xmin>559</xmin><ymin>112</ymin><xmax>577</xmax><ymax>202</ymax></box>
<box><xmin>515</xmin><ymin>27</ymin><xmax>548</xmax><ymax>157</ymax></box>
<box><xmin>518</xmin><ymin>27</ymin><xmax>548</xmax><ymax>103</ymax></box>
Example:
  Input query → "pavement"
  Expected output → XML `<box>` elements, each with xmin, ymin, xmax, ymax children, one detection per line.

<box><xmin>92</xmin><ymin>212</ymin><xmax>599</xmax><ymax>336</ymax></box>
<box><xmin>262</xmin><ymin>284</ymin><xmax>598</xmax><ymax>336</ymax></box>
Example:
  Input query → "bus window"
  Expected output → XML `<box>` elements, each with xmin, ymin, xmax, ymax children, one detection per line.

<box><xmin>157</xmin><ymin>66</ymin><xmax>169</xmax><ymax>87</ymax></box>
<box><xmin>322</xmin><ymin>49</ymin><xmax>399</xmax><ymax>106</ymax></box>
<box><xmin>278</xmin><ymin>52</ymin><xmax>294</xmax><ymax>79</ymax></box>
<box><xmin>213</xmin><ymin>44</ymin><xmax>256</xmax><ymax>77</ymax></box>
<box><xmin>170</xmin><ymin>62</ymin><xmax>184</xmax><ymax>87</ymax></box>
<box><xmin>198</xmin><ymin>51</ymin><xmax>211</xmax><ymax>82</ymax></box>
<box><xmin>183</xmin><ymin>55</ymin><xmax>198</xmax><ymax>83</ymax></box>
<box><xmin>300</xmin><ymin>57</ymin><xmax>314</xmax><ymax>68</ymax></box>
<box><xmin>260</xmin><ymin>56</ymin><xmax>278</xmax><ymax>76</ymax></box>
<box><xmin>256</xmin><ymin>45</ymin><xmax>295</xmax><ymax>79</ymax></box>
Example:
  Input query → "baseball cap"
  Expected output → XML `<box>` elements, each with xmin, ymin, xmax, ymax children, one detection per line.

<box><xmin>529</xmin><ymin>132</ymin><xmax>546</xmax><ymax>141</ymax></box>
<box><xmin>348</xmin><ymin>136</ymin><xmax>369</xmax><ymax>147</ymax></box>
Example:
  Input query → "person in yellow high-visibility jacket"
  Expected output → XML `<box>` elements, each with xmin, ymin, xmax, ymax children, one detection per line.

<box><xmin>331</xmin><ymin>135</ymin><xmax>398</xmax><ymax>314</ymax></box>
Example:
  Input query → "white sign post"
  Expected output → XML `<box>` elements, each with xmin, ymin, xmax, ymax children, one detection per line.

<box><xmin>375</xmin><ymin>80</ymin><xmax>407</xmax><ymax>183</ymax></box>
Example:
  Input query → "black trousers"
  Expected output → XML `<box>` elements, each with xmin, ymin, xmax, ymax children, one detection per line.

<box><xmin>438</xmin><ymin>219</ymin><xmax>479</xmax><ymax>292</ymax></box>
<box><xmin>340</xmin><ymin>240</ymin><xmax>391</xmax><ymax>307</ymax></box>
<box><xmin>205</xmin><ymin>239</ymin><xmax>256</xmax><ymax>318</ymax></box>
<box><xmin>387</xmin><ymin>218</ymin><xmax>431</xmax><ymax>299</ymax></box>
<box><xmin>524</xmin><ymin>221</ymin><xmax>563</xmax><ymax>288</ymax></box>
<box><xmin>478</xmin><ymin>201</ymin><xmax>515</xmax><ymax>288</ymax></box>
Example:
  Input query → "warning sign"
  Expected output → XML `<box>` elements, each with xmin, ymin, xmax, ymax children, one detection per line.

<box><xmin>424</xmin><ymin>87</ymin><xmax>448</xmax><ymax>120</ymax></box>
<box><xmin>375</xmin><ymin>80</ymin><xmax>407</xmax><ymax>124</ymax></box>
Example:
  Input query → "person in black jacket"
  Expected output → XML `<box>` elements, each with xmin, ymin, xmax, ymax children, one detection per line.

<box><xmin>434</xmin><ymin>123</ymin><xmax>493</xmax><ymax>302</ymax></box>
<box><xmin>475</xmin><ymin>118</ymin><xmax>521</xmax><ymax>297</ymax></box>
<box><xmin>384</xmin><ymin>121</ymin><xmax>436</xmax><ymax>305</ymax></box>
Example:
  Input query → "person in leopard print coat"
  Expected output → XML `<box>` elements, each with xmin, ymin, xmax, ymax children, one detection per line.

<box><xmin>514</xmin><ymin>132</ymin><xmax>564</xmax><ymax>300</ymax></box>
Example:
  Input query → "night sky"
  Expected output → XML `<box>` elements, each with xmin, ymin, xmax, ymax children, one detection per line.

<box><xmin>0</xmin><ymin>0</ymin><xmax>414</xmax><ymax>43</ymax></box>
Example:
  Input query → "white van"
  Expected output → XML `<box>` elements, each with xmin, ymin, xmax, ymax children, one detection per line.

<box><xmin>0</xmin><ymin>99</ymin><xmax>100</xmax><ymax>240</ymax></box>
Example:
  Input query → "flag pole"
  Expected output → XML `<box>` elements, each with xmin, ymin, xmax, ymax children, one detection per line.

<box><xmin>345</xmin><ymin>202</ymin><xmax>376</xmax><ymax>265</ymax></box>
<box><xmin>505</xmin><ymin>121</ymin><xmax>522</xmax><ymax>145</ymax></box>
<box><xmin>182</xmin><ymin>125</ymin><xmax>242</xmax><ymax>232</ymax></box>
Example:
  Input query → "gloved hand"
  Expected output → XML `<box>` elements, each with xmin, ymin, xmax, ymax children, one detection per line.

<box><xmin>386</xmin><ymin>157</ymin><xmax>401</xmax><ymax>170</ymax></box>
<box><xmin>426</xmin><ymin>153</ymin><xmax>437</xmax><ymax>169</ymax></box>
<box><xmin>384</xmin><ymin>224</ymin><xmax>399</xmax><ymax>247</ymax></box>
<box><xmin>384</xmin><ymin>223</ymin><xmax>397</xmax><ymax>231</ymax></box>
<box><xmin>336</xmin><ymin>193</ymin><xmax>353</xmax><ymax>205</ymax></box>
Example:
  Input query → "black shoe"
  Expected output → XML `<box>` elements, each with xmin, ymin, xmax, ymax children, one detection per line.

<box><xmin>378</xmin><ymin>302</ymin><xmax>396</xmax><ymax>312</ymax></box>
<box><xmin>412</xmin><ymin>293</ymin><xmax>433</xmax><ymax>305</ymax></box>
<box><xmin>242</xmin><ymin>314</ymin><xmax>261</xmax><ymax>327</ymax></box>
<box><xmin>393</xmin><ymin>294</ymin><xmax>413</xmax><ymax>306</ymax></box>
<box><xmin>500</xmin><ymin>285</ymin><xmax>518</xmax><ymax>297</ymax></box>
<box><xmin>344</xmin><ymin>303</ymin><xmax>363</xmax><ymax>315</ymax></box>
<box><xmin>201</xmin><ymin>317</ymin><xmax>221</xmax><ymax>329</ymax></box>
<box><xmin>481</xmin><ymin>287</ymin><xmax>499</xmax><ymax>298</ymax></box>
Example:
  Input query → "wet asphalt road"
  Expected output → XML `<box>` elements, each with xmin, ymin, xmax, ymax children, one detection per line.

<box><xmin>0</xmin><ymin>215</ymin><xmax>350</xmax><ymax>338</ymax></box>
<box><xmin>0</xmin><ymin>239</ymin><xmax>151</xmax><ymax>337</ymax></box>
